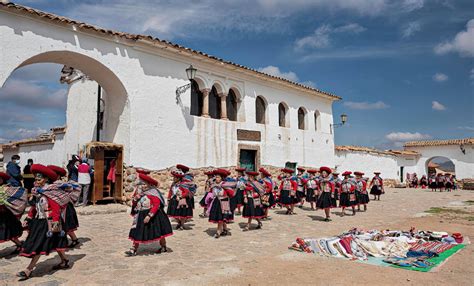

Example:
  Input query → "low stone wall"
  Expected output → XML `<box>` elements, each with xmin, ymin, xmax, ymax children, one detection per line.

<box><xmin>121</xmin><ymin>165</ymin><xmax>400</xmax><ymax>204</ymax></box>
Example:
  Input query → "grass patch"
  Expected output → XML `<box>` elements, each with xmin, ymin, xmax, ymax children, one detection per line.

<box><xmin>464</xmin><ymin>200</ymin><xmax>474</xmax><ymax>205</ymax></box>
<box><xmin>467</xmin><ymin>216</ymin><xmax>474</xmax><ymax>221</ymax></box>
<box><xmin>425</xmin><ymin>207</ymin><xmax>470</xmax><ymax>215</ymax></box>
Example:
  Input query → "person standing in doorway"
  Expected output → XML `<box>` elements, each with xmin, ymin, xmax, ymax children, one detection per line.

<box><xmin>22</xmin><ymin>159</ymin><xmax>35</xmax><ymax>193</ymax></box>
<box><xmin>66</xmin><ymin>155</ymin><xmax>80</xmax><ymax>182</ymax></box>
<box><xmin>77</xmin><ymin>158</ymin><xmax>91</xmax><ymax>206</ymax></box>
<box><xmin>6</xmin><ymin>155</ymin><xmax>22</xmax><ymax>187</ymax></box>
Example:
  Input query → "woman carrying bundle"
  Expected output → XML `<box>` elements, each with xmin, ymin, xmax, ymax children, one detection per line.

<box><xmin>354</xmin><ymin>171</ymin><xmax>370</xmax><ymax>211</ymax></box>
<box><xmin>316</xmin><ymin>166</ymin><xmax>336</xmax><ymax>221</ymax></box>
<box><xmin>305</xmin><ymin>169</ymin><xmax>319</xmax><ymax>210</ymax></box>
<box><xmin>126</xmin><ymin>173</ymin><xmax>172</xmax><ymax>256</ymax></box>
<box><xmin>259</xmin><ymin>167</ymin><xmax>276</xmax><ymax>219</ymax></box>
<box><xmin>199</xmin><ymin>170</ymin><xmax>215</xmax><ymax>218</ymax></box>
<box><xmin>339</xmin><ymin>171</ymin><xmax>357</xmax><ymax>216</ymax></box>
<box><xmin>369</xmin><ymin>172</ymin><xmax>384</xmax><ymax>201</ymax></box>
<box><xmin>167</xmin><ymin>169</ymin><xmax>193</xmax><ymax>230</ymax></box>
<box><xmin>208</xmin><ymin>169</ymin><xmax>235</xmax><ymax>238</ymax></box>
<box><xmin>242</xmin><ymin>171</ymin><xmax>266</xmax><ymax>231</ymax></box>
<box><xmin>278</xmin><ymin>168</ymin><xmax>298</xmax><ymax>215</ymax></box>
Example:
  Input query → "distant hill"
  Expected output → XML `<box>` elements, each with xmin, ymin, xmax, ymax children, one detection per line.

<box><xmin>438</xmin><ymin>161</ymin><xmax>455</xmax><ymax>172</ymax></box>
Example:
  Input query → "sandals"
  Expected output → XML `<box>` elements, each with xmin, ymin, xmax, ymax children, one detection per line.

<box><xmin>52</xmin><ymin>259</ymin><xmax>70</xmax><ymax>270</ymax></box>
<box><xmin>12</xmin><ymin>243</ymin><xmax>22</xmax><ymax>254</ymax></box>
<box><xmin>17</xmin><ymin>270</ymin><xmax>32</xmax><ymax>281</ymax></box>
<box><xmin>256</xmin><ymin>223</ymin><xmax>262</xmax><ymax>229</ymax></box>
<box><xmin>242</xmin><ymin>226</ymin><xmax>250</xmax><ymax>232</ymax></box>
<box><xmin>68</xmin><ymin>239</ymin><xmax>80</xmax><ymax>248</ymax></box>
<box><xmin>324</xmin><ymin>218</ymin><xmax>332</xmax><ymax>222</ymax></box>
<box><xmin>156</xmin><ymin>247</ymin><xmax>168</xmax><ymax>254</ymax></box>
<box><xmin>214</xmin><ymin>233</ymin><xmax>221</xmax><ymax>239</ymax></box>
<box><xmin>124</xmin><ymin>248</ymin><xmax>137</xmax><ymax>257</ymax></box>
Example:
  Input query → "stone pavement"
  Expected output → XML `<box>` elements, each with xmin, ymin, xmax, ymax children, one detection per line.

<box><xmin>0</xmin><ymin>188</ymin><xmax>473</xmax><ymax>285</ymax></box>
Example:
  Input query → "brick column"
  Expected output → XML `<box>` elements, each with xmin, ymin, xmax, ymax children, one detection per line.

<box><xmin>219</xmin><ymin>92</ymin><xmax>228</xmax><ymax>120</ymax></box>
<box><xmin>201</xmin><ymin>88</ymin><xmax>210</xmax><ymax>118</ymax></box>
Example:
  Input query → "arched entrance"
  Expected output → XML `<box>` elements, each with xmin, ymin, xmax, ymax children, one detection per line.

<box><xmin>425</xmin><ymin>156</ymin><xmax>456</xmax><ymax>176</ymax></box>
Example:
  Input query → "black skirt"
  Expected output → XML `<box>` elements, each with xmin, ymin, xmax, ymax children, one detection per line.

<box><xmin>445</xmin><ymin>182</ymin><xmax>453</xmax><ymax>189</ymax></box>
<box><xmin>199</xmin><ymin>192</ymin><xmax>210</xmax><ymax>208</ymax></box>
<box><xmin>129</xmin><ymin>209</ymin><xmax>173</xmax><ymax>243</ymax></box>
<box><xmin>63</xmin><ymin>202</ymin><xmax>79</xmax><ymax>233</ymax></box>
<box><xmin>339</xmin><ymin>193</ymin><xmax>357</xmax><ymax>207</ymax></box>
<box><xmin>231</xmin><ymin>189</ymin><xmax>244</xmax><ymax>210</ymax></box>
<box><xmin>267</xmin><ymin>192</ymin><xmax>276</xmax><ymax>208</ymax></box>
<box><xmin>357</xmin><ymin>192</ymin><xmax>370</xmax><ymax>205</ymax></box>
<box><xmin>306</xmin><ymin>188</ymin><xmax>318</xmax><ymax>202</ymax></box>
<box><xmin>334</xmin><ymin>189</ymin><xmax>340</xmax><ymax>200</ymax></box>
<box><xmin>316</xmin><ymin>192</ymin><xmax>336</xmax><ymax>209</ymax></box>
<box><xmin>20</xmin><ymin>218</ymin><xmax>68</xmax><ymax>257</ymax></box>
<box><xmin>167</xmin><ymin>197</ymin><xmax>193</xmax><ymax>219</ymax></box>
<box><xmin>279</xmin><ymin>190</ymin><xmax>297</xmax><ymax>206</ymax></box>
<box><xmin>429</xmin><ymin>182</ymin><xmax>437</xmax><ymax>189</ymax></box>
<box><xmin>370</xmin><ymin>185</ymin><xmax>382</xmax><ymax>195</ymax></box>
<box><xmin>242</xmin><ymin>198</ymin><xmax>265</xmax><ymax>219</ymax></box>
<box><xmin>296</xmin><ymin>191</ymin><xmax>306</xmax><ymax>201</ymax></box>
<box><xmin>0</xmin><ymin>207</ymin><xmax>23</xmax><ymax>243</ymax></box>
<box><xmin>437</xmin><ymin>182</ymin><xmax>445</xmax><ymax>189</ymax></box>
<box><xmin>208</xmin><ymin>198</ymin><xmax>234</xmax><ymax>223</ymax></box>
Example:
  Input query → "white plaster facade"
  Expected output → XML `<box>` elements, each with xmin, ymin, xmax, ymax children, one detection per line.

<box><xmin>0</xmin><ymin>4</ymin><xmax>337</xmax><ymax>170</ymax></box>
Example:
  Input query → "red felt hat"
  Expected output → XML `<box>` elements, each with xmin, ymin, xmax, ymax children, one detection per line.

<box><xmin>171</xmin><ymin>171</ymin><xmax>185</xmax><ymax>178</ymax></box>
<box><xmin>235</xmin><ymin>167</ymin><xmax>246</xmax><ymax>172</ymax></box>
<box><xmin>31</xmin><ymin>164</ymin><xmax>58</xmax><ymax>181</ymax></box>
<box><xmin>204</xmin><ymin>170</ymin><xmax>215</xmax><ymax>176</ymax></box>
<box><xmin>452</xmin><ymin>233</ymin><xmax>463</xmax><ymax>243</ymax></box>
<box><xmin>374</xmin><ymin>172</ymin><xmax>381</xmax><ymax>174</ymax></box>
<box><xmin>281</xmin><ymin>168</ymin><xmax>294</xmax><ymax>174</ymax></box>
<box><xmin>333</xmin><ymin>172</ymin><xmax>340</xmax><ymax>176</ymax></box>
<box><xmin>214</xmin><ymin>168</ymin><xmax>229</xmax><ymax>177</ymax></box>
<box><xmin>307</xmin><ymin>169</ymin><xmax>318</xmax><ymax>174</ymax></box>
<box><xmin>342</xmin><ymin>171</ymin><xmax>352</xmax><ymax>176</ymax></box>
<box><xmin>176</xmin><ymin>164</ymin><xmax>190</xmax><ymax>173</ymax></box>
<box><xmin>354</xmin><ymin>171</ymin><xmax>364</xmax><ymax>176</ymax></box>
<box><xmin>47</xmin><ymin>165</ymin><xmax>67</xmax><ymax>177</ymax></box>
<box><xmin>259</xmin><ymin>167</ymin><xmax>271</xmax><ymax>177</ymax></box>
<box><xmin>297</xmin><ymin>167</ymin><xmax>305</xmax><ymax>172</ymax></box>
<box><xmin>136</xmin><ymin>168</ymin><xmax>151</xmax><ymax>175</ymax></box>
<box><xmin>139</xmin><ymin>173</ymin><xmax>158</xmax><ymax>186</ymax></box>
<box><xmin>319</xmin><ymin>166</ymin><xmax>332</xmax><ymax>174</ymax></box>
<box><xmin>0</xmin><ymin>172</ymin><xmax>10</xmax><ymax>181</ymax></box>
<box><xmin>246</xmin><ymin>171</ymin><xmax>259</xmax><ymax>176</ymax></box>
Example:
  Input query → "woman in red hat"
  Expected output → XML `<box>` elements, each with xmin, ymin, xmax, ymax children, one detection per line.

<box><xmin>0</xmin><ymin>172</ymin><xmax>27</xmax><ymax>254</ymax></box>
<box><xmin>339</xmin><ymin>171</ymin><xmax>357</xmax><ymax>216</ymax></box>
<box><xmin>316</xmin><ymin>166</ymin><xmax>336</xmax><ymax>221</ymax></box>
<box><xmin>231</xmin><ymin>167</ymin><xmax>247</xmax><ymax>215</ymax></box>
<box><xmin>369</xmin><ymin>172</ymin><xmax>384</xmax><ymax>201</ymax></box>
<box><xmin>354</xmin><ymin>171</ymin><xmax>369</xmax><ymax>211</ymax></box>
<box><xmin>242</xmin><ymin>171</ymin><xmax>265</xmax><ymax>231</ymax></box>
<box><xmin>259</xmin><ymin>167</ymin><xmax>276</xmax><ymax>219</ymax></box>
<box><xmin>278</xmin><ymin>168</ymin><xmax>298</xmax><ymax>215</ymax></box>
<box><xmin>199</xmin><ymin>170</ymin><xmax>215</xmax><ymax>218</ymax></box>
<box><xmin>208</xmin><ymin>169</ymin><xmax>235</xmax><ymax>238</ymax></box>
<box><xmin>18</xmin><ymin>164</ymin><xmax>70</xmax><ymax>281</ymax></box>
<box><xmin>126</xmin><ymin>173</ymin><xmax>173</xmax><ymax>256</ymax></box>
<box><xmin>167</xmin><ymin>169</ymin><xmax>193</xmax><ymax>230</ymax></box>
<box><xmin>305</xmin><ymin>170</ymin><xmax>319</xmax><ymax>210</ymax></box>
<box><xmin>48</xmin><ymin>165</ymin><xmax>81</xmax><ymax>248</ymax></box>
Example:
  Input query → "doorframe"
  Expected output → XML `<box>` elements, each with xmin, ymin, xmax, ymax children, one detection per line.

<box><xmin>237</xmin><ymin>144</ymin><xmax>261</xmax><ymax>170</ymax></box>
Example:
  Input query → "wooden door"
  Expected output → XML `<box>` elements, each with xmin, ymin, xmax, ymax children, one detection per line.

<box><xmin>93</xmin><ymin>149</ymin><xmax>104</xmax><ymax>203</ymax></box>
<box><xmin>114</xmin><ymin>149</ymin><xmax>123</xmax><ymax>201</ymax></box>
<box><xmin>239</xmin><ymin>149</ymin><xmax>256</xmax><ymax>171</ymax></box>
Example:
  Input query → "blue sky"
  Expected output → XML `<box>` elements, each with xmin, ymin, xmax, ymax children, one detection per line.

<box><xmin>1</xmin><ymin>0</ymin><xmax>473</xmax><ymax>149</ymax></box>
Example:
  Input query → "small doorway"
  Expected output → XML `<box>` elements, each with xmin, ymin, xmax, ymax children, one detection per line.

<box><xmin>239</xmin><ymin>149</ymin><xmax>257</xmax><ymax>171</ymax></box>
<box><xmin>86</xmin><ymin>142</ymin><xmax>123</xmax><ymax>204</ymax></box>
<box><xmin>400</xmin><ymin>166</ymin><xmax>404</xmax><ymax>182</ymax></box>
<box><xmin>285</xmin><ymin>162</ymin><xmax>297</xmax><ymax>174</ymax></box>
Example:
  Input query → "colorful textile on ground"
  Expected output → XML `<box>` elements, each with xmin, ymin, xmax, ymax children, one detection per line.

<box><xmin>0</xmin><ymin>185</ymin><xmax>28</xmax><ymax>216</ymax></box>
<box><xmin>289</xmin><ymin>228</ymin><xmax>468</xmax><ymax>272</ymax></box>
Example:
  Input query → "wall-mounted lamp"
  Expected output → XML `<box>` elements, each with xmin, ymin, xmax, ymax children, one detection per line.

<box><xmin>330</xmin><ymin>113</ymin><xmax>347</xmax><ymax>134</ymax></box>
<box><xmin>175</xmin><ymin>64</ymin><xmax>197</xmax><ymax>103</ymax></box>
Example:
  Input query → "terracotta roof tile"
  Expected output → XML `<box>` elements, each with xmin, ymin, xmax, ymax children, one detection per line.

<box><xmin>404</xmin><ymin>138</ymin><xmax>474</xmax><ymax>148</ymax></box>
<box><xmin>0</xmin><ymin>2</ymin><xmax>340</xmax><ymax>100</ymax></box>
<box><xmin>335</xmin><ymin>146</ymin><xmax>420</xmax><ymax>157</ymax></box>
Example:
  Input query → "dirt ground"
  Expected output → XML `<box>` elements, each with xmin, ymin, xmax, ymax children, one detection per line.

<box><xmin>1</xmin><ymin>188</ymin><xmax>473</xmax><ymax>285</ymax></box>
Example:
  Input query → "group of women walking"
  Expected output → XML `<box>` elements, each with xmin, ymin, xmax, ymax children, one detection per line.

<box><xmin>1</xmin><ymin>163</ymin><xmax>385</xmax><ymax>281</ymax></box>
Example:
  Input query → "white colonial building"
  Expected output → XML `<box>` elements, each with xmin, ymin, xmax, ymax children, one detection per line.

<box><xmin>1</xmin><ymin>2</ymin><xmax>473</xmax><ymax>183</ymax></box>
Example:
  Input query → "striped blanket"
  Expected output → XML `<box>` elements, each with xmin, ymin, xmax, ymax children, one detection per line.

<box><xmin>409</xmin><ymin>241</ymin><xmax>455</xmax><ymax>254</ymax></box>
<box><xmin>0</xmin><ymin>185</ymin><xmax>28</xmax><ymax>216</ymax></box>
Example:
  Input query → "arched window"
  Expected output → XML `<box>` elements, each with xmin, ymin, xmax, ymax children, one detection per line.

<box><xmin>227</xmin><ymin>89</ymin><xmax>238</xmax><ymax>121</ymax></box>
<box><xmin>278</xmin><ymin>102</ymin><xmax>288</xmax><ymax>127</ymax></box>
<box><xmin>190</xmin><ymin>80</ymin><xmax>203</xmax><ymax>116</ymax></box>
<box><xmin>255</xmin><ymin>96</ymin><xmax>266</xmax><ymax>124</ymax></box>
<box><xmin>209</xmin><ymin>86</ymin><xmax>221</xmax><ymax>119</ymax></box>
<box><xmin>314</xmin><ymin>110</ymin><xmax>320</xmax><ymax>131</ymax></box>
<box><xmin>298</xmin><ymin>107</ymin><xmax>306</xmax><ymax>130</ymax></box>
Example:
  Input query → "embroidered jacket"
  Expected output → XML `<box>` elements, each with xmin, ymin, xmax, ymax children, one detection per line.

<box><xmin>341</xmin><ymin>179</ymin><xmax>356</xmax><ymax>193</ymax></box>
<box><xmin>167</xmin><ymin>183</ymin><xmax>190</xmax><ymax>199</ymax></box>
<box><xmin>319</xmin><ymin>178</ymin><xmax>335</xmax><ymax>193</ymax></box>
<box><xmin>132</xmin><ymin>195</ymin><xmax>161</xmax><ymax>217</ymax></box>
<box><xmin>355</xmin><ymin>179</ymin><xmax>368</xmax><ymax>194</ymax></box>
<box><xmin>27</xmin><ymin>194</ymin><xmax>62</xmax><ymax>222</ymax></box>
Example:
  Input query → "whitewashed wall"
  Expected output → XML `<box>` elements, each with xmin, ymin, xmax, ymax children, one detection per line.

<box><xmin>335</xmin><ymin>151</ymin><xmax>400</xmax><ymax>179</ymax></box>
<box><xmin>405</xmin><ymin>145</ymin><xmax>474</xmax><ymax>179</ymax></box>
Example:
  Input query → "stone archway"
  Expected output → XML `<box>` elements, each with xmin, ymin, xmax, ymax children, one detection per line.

<box><xmin>1</xmin><ymin>50</ymin><xmax>130</xmax><ymax>161</ymax></box>
<box><xmin>425</xmin><ymin>156</ymin><xmax>456</xmax><ymax>176</ymax></box>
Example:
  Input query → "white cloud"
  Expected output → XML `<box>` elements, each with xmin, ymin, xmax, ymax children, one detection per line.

<box><xmin>295</xmin><ymin>23</ymin><xmax>366</xmax><ymax>50</ymax></box>
<box><xmin>0</xmin><ymin>79</ymin><xmax>67</xmax><ymax>109</ymax></box>
<box><xmin>300</xmin><ymin>80</ymin><xmax>316</xmax><ymax>87</ymax></box>
<box><xmin>343</xmin><ymin>101</ymin><xmax>389</xmax><ymax>110</ymax></box>
<box><xmin>258</xmin><ymin>65</ymin><xmax>300</xmax><ymax>82</ymax></box>
<box><xmin>435</xmin><ymin>19</ymin><xmax>474</xmax><ymax>57</ymax></box>
<box><xmin>401</xmin><ymin>0</ymin><xmax>425</xmax><ymax>12</ymax></box>
<box><xmin>433</xmin><ymin>73</ymin><xmax>448</xmax><ymax>82</ymax></box>
<box><xmin>457</xmin><ymin>126</ymin><xmax>474</xmax><ymax>131</ymax></box>
<box><xmin>470</xmin><ymin>68</ymin><xmax>474</xmax><ymax>80</ymax></box>
<box><xmin>386</xmin><ymin>132</ymin><xmax>432</xmax><ymax>145</ymax></box>
<box><xmin>402</xmin><ymin>21</ymin><xmax>421</xmax><ymax>38</ymax></box>
<box><xmin>432</xmin><ymin>101</ymin><xmax>446</xmax><ymax>111</ymax></box>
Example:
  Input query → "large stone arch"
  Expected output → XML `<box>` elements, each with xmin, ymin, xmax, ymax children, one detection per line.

<box><xmin>424</xmin><ymin>156</ymin><xmax>456</xmax><ymax>176</ymax></box>
<box><xmin>0</xmin><ymin>50</ymin><xmax>130</xmax><ymax>161</ymax></box>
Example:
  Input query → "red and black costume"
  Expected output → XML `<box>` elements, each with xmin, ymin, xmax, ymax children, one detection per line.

<box><xmin>339</xmin><ymin>172</ymin><xmax>357</xmax><ymax>208</ymax></box>
<box><xmin>316</xmin><ymin>167</ymin><xmax>336</xmax><ymax>210</ymax></box>
<box><xmin>242</xmin><ymin>173</ymin><xmax>266</xmax><ymax>219</ymax></box>
<box><xmin>354</xmin><ymin>172</ymin><xmax>370</xmax><ymax>205</ymax></box>
<box><xmin>278</xmin><ymin>169</ymin><xmax>298</xmax><ymax>206</ymax></box>
<box><xmin>208</xmin><ymin>180</ymin><xmax>235</xmax><ymax>223</ymax></box>
<box><xmin>305</xmin><ymin>170</ymin><xmax>319</xmax><ymax>203</ymax></box>
<box><xmin>369</xmin><ymin>173</ymin><xmax>384</xmax><ymax>196</ymax></box>
<box><xmin>0</xmin><ymin>172</ymin><xmax>27</xmax><ymax>245</ymax></box>
<box><xmin>167</xmin><ymin>179</ymin><xmax>193</xmax><ymax>219</ymax></box>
